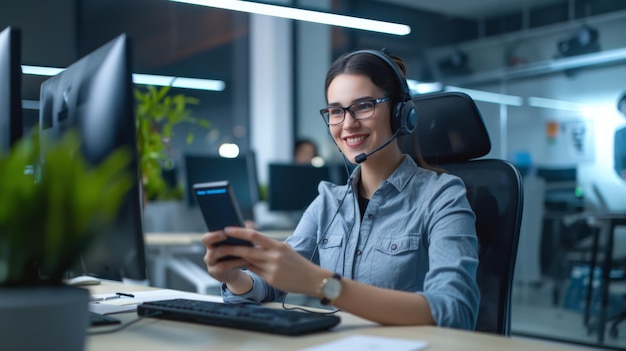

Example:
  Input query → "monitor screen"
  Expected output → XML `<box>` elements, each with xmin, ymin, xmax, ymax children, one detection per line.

<box><xmin>38</xmin><ymin>34</ymin><xmax>147</xmax><ymax>282</ymax></box>
<box><xmin>184</xmin><ymin>153</ymin><xmax>259</xmax><ymax>220</ymax></box>
<box><xmin>268</xmin><ymin>163</ymin><xmax>331</xmax><ymax>212</ymax></box>
<box><xmin>0</xmin><ymin>26</ymin><xmax>23</xmax><ymax>153</ymax></box>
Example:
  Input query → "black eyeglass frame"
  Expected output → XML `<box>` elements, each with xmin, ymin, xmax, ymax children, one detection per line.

<box><xmin>319</xmin><ymin>97</ymin><xmax>391</xmax><ymax>126</ymax></box>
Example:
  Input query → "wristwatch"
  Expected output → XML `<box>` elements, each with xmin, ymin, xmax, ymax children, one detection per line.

<box><xmin>319</xmin><ymin>273</ymin><xmax>342</xmax><ymax>305</ymax></box>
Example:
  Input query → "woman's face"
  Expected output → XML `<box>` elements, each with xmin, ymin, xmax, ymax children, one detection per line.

<box><xmin>326</xmin><ymin>73</ymin><xmax>392</xmax><ymax>164</ymax></box>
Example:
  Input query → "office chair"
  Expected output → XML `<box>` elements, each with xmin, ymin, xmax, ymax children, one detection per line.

<box><xmin>399</xmin><ymin>92</ymin><xmax>524</xmax><ymax>335</ymax></box>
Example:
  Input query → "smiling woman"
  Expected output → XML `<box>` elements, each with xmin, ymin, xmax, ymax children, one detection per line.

<box><xmin>201</xmin><ymin>49</ymin><xmax>480</xmax><ymax>330</ymax></box>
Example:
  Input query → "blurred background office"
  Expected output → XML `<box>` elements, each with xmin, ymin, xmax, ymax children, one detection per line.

<box><xmin>2</xmin><ymin>0</ymin><xmax>626</xmax><ymax>349</ymax></box>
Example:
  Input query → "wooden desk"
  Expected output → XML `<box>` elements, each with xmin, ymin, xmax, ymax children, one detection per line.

<box><xmin>86</xmin><ymin>281</ymin><xmax>572</xmax><ymax>351</ymax></box>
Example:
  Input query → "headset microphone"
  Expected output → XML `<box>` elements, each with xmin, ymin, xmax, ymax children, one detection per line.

<box><xmin>354</xmin><ymin>129</ymin><xmax>401</xmax><ymax>164</ymax></box>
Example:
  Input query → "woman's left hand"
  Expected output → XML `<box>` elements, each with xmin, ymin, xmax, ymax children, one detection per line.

<box><xmin>219</xmin><ymin>226</ymin><xmax>325</xmax><ymax>296</ymax></box>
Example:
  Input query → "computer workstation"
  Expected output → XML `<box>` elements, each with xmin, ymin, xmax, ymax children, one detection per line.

<box><xmin>1</xmin><ymin>28</ymin><xmax>147</xmax><ymax>285</ymax></box>
<box><xmin>37</xmin><ymin>33</ymin><xmax>148</xmax><ymax>285</ymax></box>
<box><xmin>83</xmin><ymin>280</ymin><xmax>574</xmax><ymax>351</ymax></box>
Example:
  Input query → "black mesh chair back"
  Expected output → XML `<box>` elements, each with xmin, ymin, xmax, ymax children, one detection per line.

<box><xmin>399</xmin><ymin>92</ymin><xmax>524</xmax><ymax>335</ymax></box>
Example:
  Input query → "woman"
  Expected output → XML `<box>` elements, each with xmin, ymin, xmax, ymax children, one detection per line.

<box><xmin>294</xmin><ymin>139</ymin><xmax>318</xmax><ymax>165</ymax></box>
<box><xmin>202</xmin><ymin>50</ymin><xmax>480</xmax><ymax>329</ymax></box>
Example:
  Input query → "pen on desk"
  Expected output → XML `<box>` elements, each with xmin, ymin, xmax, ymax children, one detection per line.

<box><xmin>90</xmin><ymin>295</ymin><xmax>120</xmax><ymax>302</ymax></box>
<box><xmin>115</xmin><ymin>292</ymin><xmax>135</xmax><ymax>298</ymax></box>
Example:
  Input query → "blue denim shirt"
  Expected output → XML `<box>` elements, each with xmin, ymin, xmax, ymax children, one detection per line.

<box><xmin>222</xmin><ymin>155</ymin><xmax>480</xmax><ymax>330</ymax></box>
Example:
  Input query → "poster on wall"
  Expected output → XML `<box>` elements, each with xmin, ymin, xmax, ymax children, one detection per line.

<box><xmin>544</xmin><ymin>119</ymin><xmax>595</xmax><ymax>167</ymax></box>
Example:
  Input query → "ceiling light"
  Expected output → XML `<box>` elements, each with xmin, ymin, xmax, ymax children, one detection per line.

<box><xmin>21</xmin><ymin>65</ymin><xmax>65</xmax><ymax>76</ymax></box>
<box><xmin>21</xmin><ymin>65</ymin><xmax>225</xmax><ymax>91</ymax></box>
<box><xmin>218</xmin><ymin>143</ymin><xmax>240</xmax><ymax>158</ymax></box>
<box><xmin>170</xmin><ymin>0</ymin><xmax>411</xmax><ymax>36</ymax></box>
<box><xmin>133</xmin><ymin>74</ymin><xmax>225</xmax><ymax>91</ymax></box>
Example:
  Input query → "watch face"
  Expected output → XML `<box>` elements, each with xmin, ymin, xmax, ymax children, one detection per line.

<box><xmin>323</xmin><ymin>278</ymin><xmax>341</xmax><ymax>300</ymax></box>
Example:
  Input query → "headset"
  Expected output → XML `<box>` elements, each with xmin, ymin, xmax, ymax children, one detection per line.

<box><xmin>343</xmin><ymin>49</ymin><xmax>417</xmax><ymax>136</ymax></box>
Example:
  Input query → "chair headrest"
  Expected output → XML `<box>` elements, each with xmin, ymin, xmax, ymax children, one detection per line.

<box><xmin>399</xmin><ymin>92</ymin><xmax>491</xmax><ymax>164</ymax></box>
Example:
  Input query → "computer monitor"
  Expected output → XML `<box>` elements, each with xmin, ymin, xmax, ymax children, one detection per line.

<box><xmin>38</xmin><ymin>34</ymin><xmax>147</xmax><ymax>282</ymax></box>
<box><xmin>0</xmin><ymin>26</ymin><xmax>23</xmax><ymax>153</ymax></box>
<box><xmin>536</xmin><ymin>167</ymin><xmax>582</xmax><ymax>211</ymax></box>
<box><xmin>184</xmin><ymin>153</ymin><xmax>259</xmax><ymax>220</ymax></box>
<box><xmin>268</xmin><ymin>163</ymin><xmax>331</xmax><ymax>212</ymax></box>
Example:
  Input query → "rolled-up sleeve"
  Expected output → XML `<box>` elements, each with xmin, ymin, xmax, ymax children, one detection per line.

<box><xmin>221</xmin><ymin>271</ymin><xmax>284</xmax><ymax>304</ymax></box>
<box><xmin>420</xmin><ymin>177</ymin><xmax>480</xmax><ymax>330</ymax></box>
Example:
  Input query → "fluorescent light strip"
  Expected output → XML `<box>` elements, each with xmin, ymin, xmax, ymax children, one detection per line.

<box><xmin>133</xmin><ymin>74</ymin><xmax>226</xmax><ymax>91</ymax></box>
<box><xmin>22</xmin><ymin>65</ymin><xmax>65</xmax><ymax>76</ymax></box>
<box><xmin>21</xmin><ymin>65</ymin><xmax>225</xmax><ymax>91</ymax></box>
<box><xmin>407</xmin><ymin>79</ymin><xmax>442</xmax><ymax>94</ymax></box>
<box><xmin>170</xmin><ymin>0</ymin><xmax>411</xmax><ymax>36</ymax></box>
<box><xmin>527</xmin><ymin>97</ymin><xmax>590</xmax><ymax>111</ymax></box>
<box><xmin>444</xmin><ymin>86</ymin><xmax>523</xmax><ymax>106</ymax></box>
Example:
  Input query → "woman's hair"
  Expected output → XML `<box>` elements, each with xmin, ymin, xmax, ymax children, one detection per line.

<box><xmin>324</xmin><ymin>51</ymin><xmax>406</xmax><ymax>109</ymax></box>
<box><xmin>324</xmin><ymin>50</ymin><xmax>443</xmax><ymax>174</ymax></box>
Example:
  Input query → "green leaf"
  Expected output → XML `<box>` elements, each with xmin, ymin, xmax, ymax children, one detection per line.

<box><xmin>133</xmin><ymin>85</ymin><xmax>213</xmax><ymax>201</ymax></box>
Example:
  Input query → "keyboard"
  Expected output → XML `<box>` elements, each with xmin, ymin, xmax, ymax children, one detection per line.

<box><xmin>137</xmin><ymin>299</ymin><xmax>341</xmax><ymax>336</ymax></box>
<box><xmin>89</xmin><ymin>311</ymin><xmax>121</xmax><ymax>326</ymax></box>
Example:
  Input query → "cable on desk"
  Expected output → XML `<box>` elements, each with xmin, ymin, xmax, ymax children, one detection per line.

<box><xmin>280</xmin><ymin>294</ymin><xmax>341</xmax><ymax>315</ymax></box>
<box><xmin>87</xmin><ymin>311</ymin><xmax>163</xmax><ymax>335</ymax></box>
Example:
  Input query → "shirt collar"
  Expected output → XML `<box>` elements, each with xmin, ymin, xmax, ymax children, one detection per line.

<box><xmin>350</xmin><ymin>155</ymin><xmax>417</xmax><ymax>193</ymax></box>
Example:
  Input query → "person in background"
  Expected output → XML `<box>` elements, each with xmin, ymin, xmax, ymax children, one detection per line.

<box><xmin>201</xmin><ymin>50</ymin><xmax>480</xmax><ymax>329</ymax></box>
<box><xmin>294</xmin><ymin>139</ymin><xmax>318</xmax><ymax>165</ymax></box>
<box><xmin>615</xmin><ymin>92</ymin><xmax>626</xmax><ymax>181</ymax></box>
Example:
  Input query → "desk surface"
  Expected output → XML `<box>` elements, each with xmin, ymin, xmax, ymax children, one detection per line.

<box><xmin>86</xmin><ymin>282</ymin><xmax>571</xmax><ymax>351</ymax></box>
<box><xmin>145</xmin><ymin>230</ymin><xmax>292</xmax><ymax>246</ymax></box>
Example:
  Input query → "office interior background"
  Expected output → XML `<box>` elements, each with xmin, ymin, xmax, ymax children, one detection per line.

<box><xmin>2</xmin><ymin>0</ymin><xmax>626</xmax><ymax>349</ymax></box>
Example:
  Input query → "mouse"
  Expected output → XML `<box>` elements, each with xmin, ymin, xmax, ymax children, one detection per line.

<box><xmin>66</xmin><ymin>275</ymin><xmax>102</xmax><ymax>286</ymax></box>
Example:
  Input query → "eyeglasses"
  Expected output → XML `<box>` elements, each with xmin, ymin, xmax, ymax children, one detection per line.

<box><xmin>320</xmin><ymin>97</ymin><xmax>391</xmax><ymax>125</ymax></box>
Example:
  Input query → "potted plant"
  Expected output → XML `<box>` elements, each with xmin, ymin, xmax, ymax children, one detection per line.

<box><xmin>135</xmin><ymin>85</ymin><xmax>211</xmax><ymax>202</ymax></box>
<box><xmin>0</xmin><ymin>130</ymin><xmax>132</xmax><ymax>350</ymax></box>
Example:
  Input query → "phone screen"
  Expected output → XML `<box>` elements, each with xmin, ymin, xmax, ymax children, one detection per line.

<box><xmin>193</xmin><ymin>181</ymin><xmax>253</xmax><ymax>254</ymax></box>
<box><xmin>193</xmin><ymin>180</ymin><xmax>245</xmax><ymax>231</ymax></box>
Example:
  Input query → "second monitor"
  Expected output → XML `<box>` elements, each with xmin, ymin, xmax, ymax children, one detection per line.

<box><xmin>185</xmin><ymin>153</ymin><xmax>259</xmax><ymax>221</ymax></box>
<box><xmin>268</xmin><ymin>163</ymin><xmax>334</xmax><ymax>212</ymax></box>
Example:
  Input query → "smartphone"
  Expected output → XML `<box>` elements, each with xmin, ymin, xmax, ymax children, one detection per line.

<box><xmin>193</xmin><ymin>180</ymin><xmax>253</xmax><ymax>260</ymax></box>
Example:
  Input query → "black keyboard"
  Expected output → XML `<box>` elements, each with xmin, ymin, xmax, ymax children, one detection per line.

<box><xmin>137</xmin><ymin>299</ymin><xmax>340</xmax><ymax>336</ymax></box>
<box><xmin>89</xmin><ymin>311</ymin><xmax>121</xmax><ymax>326</ymax></box>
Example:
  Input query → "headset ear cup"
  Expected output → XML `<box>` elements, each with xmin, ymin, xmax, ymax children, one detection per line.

<box><xmin>401</xmin><ymin>100</ymin><xmax>417</xmax><ymax>135</ymax></box>
<box><xmin>393</xmin><ymin>100</ymin><xmax>417</xmax><ymax>135</ymax></box>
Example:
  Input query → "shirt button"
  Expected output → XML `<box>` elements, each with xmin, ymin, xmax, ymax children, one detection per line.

<box><xmin>322</xmin><ymin>239</ymin><xmax>328</xmax><ymax>244</ymax></box>
<box><xmin>367</xmin><ymin>214</ymin><xmax>373</xmax><ymax>220</ymax></box>
<box><xmin>391</xmin><ymin>244</ymin><xmax>397</xmax><ymax>251</ymax></box>
<box><xmin>356</xmin><ymin>250</ymin><xmax>362</xmax><ymax>255</ymax></box>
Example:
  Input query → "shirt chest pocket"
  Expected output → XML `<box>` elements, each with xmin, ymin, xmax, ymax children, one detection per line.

<box><xmin>369</xmin><ymin>234</ymin><xmax>423</xmax><ymax>290</ymax></box>
<box><xmin>318</xmin><ymin>234</ymin><xmax>343</xmax><ymax>269</ymax></box>
<box><xmin>374</xmin><ymin>234</ymin><xmax>420</xmax><ymax>255</ymax></box>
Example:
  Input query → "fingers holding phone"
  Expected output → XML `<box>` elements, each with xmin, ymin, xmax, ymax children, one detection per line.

<box><xmin>202</xmin><ymin>231</ymin><xmax>246</xmax><ymax>280</ymax></box>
